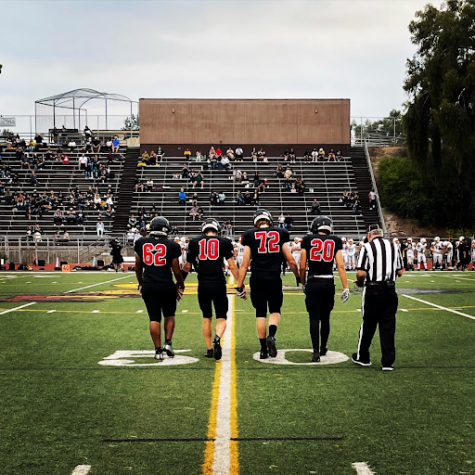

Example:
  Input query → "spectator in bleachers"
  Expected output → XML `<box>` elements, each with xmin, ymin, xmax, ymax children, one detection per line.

<box><xmin>97</xmin><ymin>219</ymin><xmax>105</xmax><ymax>236</ymax></box>
<box><xmin>184</xmin><ymin>148</ymin><xmax>192</xmax><ymax>160</ymax></box>
<box><xmin>258</xmin><ymin>148</ymin><xmax>266</xmax><ymax>160</ymax></box>
<box><xmin>284</xmin><ymin>214</ymin><xmax>294</xmax><ymax>231</ymax></box>
<box><xmin>181</xmin><ymin>163</ymin><xmax>189</xmax><ymax>180</ymax></box>
<box><xmin>308</xmin><ymin>199</ymin><xmax>322</xmax><ymax>215</ymax></box>
<box><xmin>220</xmin><ymin>155</ymin><xmax>231</xmax><ymax>171</ymax></box>
<box><xmin>233</xmin><ymin>168</ymin><xmax>242</xmax><ymax>182</ymax></box>
<box><xmin>91</xmin><ymin>156</ymin><xmax>101</xmax><ymax>178</ymax></box>
<box><xmin>295</xmin><ymin>176</ymin><xmax>305</xmax><ymax>195</ymax></box>
<box><xmin>311</xmin><ymin>148</ymin><xmax>318</xmax><ymax>162</ymax></box>
<box><xmin>34</xmin><ymin>133</ymin><xmax>44</xmax><ymax>147</ymax></box>
<box><xmin>235</xmin><ymin>190</ymin><xmax>244</xmax><ymax>206</ymax></box>
<box><xmin>369</xmin><ymin>189</ymin><xmax>378</xmax><ymax>210</ymax></box>
<box><xmin>244</xmin><ymin>190</ymin><xmax>252</xmax><ymax>205</ymax></box>
<box><xmin>353</xmin><ymin>196</ymin><xmax>361</xmax><ymax>215</ymax></box>
<box><xmin>235</xmin><ymin>146</ymin><xmax>244</xmax><ymax>161</ymax></box>
<box><xmin>146</xmin><ymin>178</ymin><xmax>154</xmax><ymax>192</ymax></box>
<box><xmin>328</xmin><ymin>149</ymin><xmax>336</xmax><ymax>161</ymax></box>
<box><xmin>30</xmin><ymin>171</ymin><xmax>38</xmax><ymax>186</ymax></box>
<box><xmin>218</xmin><ymin>191</ymin><xmax>226</xmax><ymax>206</ymax></box>
<box><xmin>77</xmin><ymin>211</ymin><xmax>84</xmax><ymax>225</ymax></box>
<box><xmin>62</xmin><ymin>154</ymin><xmax>70</xmax><ymax>165</ymax></box>
<box><xmin>195</xmin><ymin>150</ymin><xmax>203</xmax><ymax>160</ymax></box>
<box><xmin>156</xmin><ymin>146</ymin><xmax>165</xmax><ymax>161</ymax></box>
<box><xmin>252</xmin><ymin>189</ymin><xmax>260</xmax><ymax>206</ymax></box>
<box><xmin>28</xmin><ymin>139</ymin><xmax>36</xmax><ymax>153</ymax></box>
<box><xmin>4</xmin><ymin>189</ymin><xmax>12</xmax><ymax>204</ymax></box>
<box><xmin>135</xmin><ymin>178</ymin><xmax>144</xmax><ymax>192</ymax></box>
<box><xmin>275</xmin><ymin>163</ymin><xmax>284</xmax><ymax>178</ymax></box>
<box><xmin>303</xmin><ymin>149</ymin><xmax>311</xmax><ymax>162</ymax></box>
<box><xmin>251</xmin><ymin>147</ymin><xmax>258</xmax><ymax>162</ymax></box>
<box><xmin>105</xmin><ymin>195</ymin><xmax>114</xmax><ymax>213</ymax></box>
<box><xmin>53</xmin><ymin>208</ymin><xmax>64</xmax><ymax>225</ymax></box>
<box><xmin>149</xmin><ymin>150</ymin><xmax>157</xmax><ymax>166</ymax></box>
<box><xmin>141</xmin><ymin>150</ymin><xmax>150</xmax><ymax>164</ymax></box>
<box><xmin>226</xmin><ymin>147</ymin><xmax>234</xmax><ymax>159</ymax></box>
<box><xmin>93</xmin><ymin>193</ymin><xmax>101</xmax><ymax>209</ymax></box>
<box><xmin>210</xmin><ymin>153</ymin><xmax>218</xmax><ymax>169</ymax></box>
<box><xmin>336</xmin><ymin>149</ymin><xmax>342</xmax><ymax>160</ymax></box>
<box><xmin>112</xmin><ymin>135</ymin><xmax>120</xmax><ymax>154</ymax></box>
<box><xmin>284</xmin><ymin>165</ymin><xmax>293</xmax><ymax>179</ymax></box>
<box><xmin>68</xmin><ymin>140</ymin><xmax>77</xmax><ymax>152</ymax></box>
<box><xmin>51</xmin><ymin>127</ymin><xmax>59</xmax><ymax>144</ymax></box>
<box><xmin>189</xmin><ymin>204</ymin><xmax>201</xmax><ymax>221</ymax></box>
<box><xmin>37</xmin><ymin>155</ymin><xmax>46</xmax><ymax>170</ymax></box>
<box><xmin>179</xmin><ymin>188</ymin><xmax>186</xmax><ymax>206</ymax></box>
<box><xmin>25</xmin><ymin>225</ymin><xmax>33</xmax><ymax>243</ymax></box>
<box><xmin>226</xmin><ymin>220</ymin><xmax>233</xmax><ymax>236</ymax></box>
<box><xmin>92</xmin><ymin>137</ymin><xmax>102</xmax><ymax>153</ymax></box>
<box><xmin>44</xmin><ymin>147</ymin><xmax>53</xmax><ymax>161</ymax></box>
<box><xmin>66</xmin><ymin>208</ymin><xmax>77</xmax><ymax>225</ymax></box>
<box><xmin>85</xmin><ymin>137</ymin><xmax>93</xmax><ymax>153</ymax></box>
<box><xmin>318</xmin><ymin>148</ymin><xmax>325</xmax><ymax>160</ymax></box>
<box><xmin>105</xmin><ymin>139</ymin><xmax>112</xmax><ymax>152</ymax></box>
<box><xmin>289</xmin><ymin>148</ymin><xmax>296</xmax><ymax>164</ymax></box>
<box><xmin>62</xmin><ymin>230</ymin><xmax>70</xmax><ymax>242</ymax></box>
<box><xmin>84</xmin><ymin>126</ymin><xmax>92</xmax><ymax>138</ymax></box>
<box><xmin>241</xmin><ymin>171</ymin><xmax>249</xmax><ymax>185</ymax></box>
<box><xmin>78</xmin><ymin>153</ymin><xmax>88</xmax><ymax>175</ymax></box>
<box><xmin>192</xmin><ymin>170</ymin><xmax>205</xmax><ymax>189</ymax></box>
<box><xmin>209</xmin><ymin>146</ymin><xmax>217</xmax><ymax>160</ymax></box>
<box><xmin>277</xmin><ymin>212</ymin><xmax>285</xmax><ymax>228</ymax></box>
<box><xmin>127</xmin><ymin>214</ymin><xmax>137</xmax><ymax>229</ymax></box>
<box><xmin>216</xmin><ymin>147</ymin><xmax>223</xmax><ymax>159</ymax></box>
<box><xmin>20</xmin><ymin>152</ymin><xmax>30</xmax><ymax>169</ymax></box>
<box><xmin>209</xmin><ymin>190</ymin><xmax>218</xmax><ymax>206</ymax></box>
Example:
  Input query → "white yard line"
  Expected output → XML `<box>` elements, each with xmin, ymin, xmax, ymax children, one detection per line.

<box><xmin>0</xmin><ymin>302</ymin><xmax>36</xmax><ymax>315</ymax></box>
<box><xmin>352</xmin><ymin>462</ymin><xmax>375</xmax><ymax>475</ymax></box>
<box><xmin>65</xmin><ymin>275</ymin><xmax>130</xmax><ymax>294</ymax></box>
<box><xmin>401</xmin><ymin>294</ymin><xmax>475</xmax><ymax>321</ymax></box>
<box><xmin>71</xmin><ymin>466</ymin><xmax>91</xmax><ymax>475</ymax></box>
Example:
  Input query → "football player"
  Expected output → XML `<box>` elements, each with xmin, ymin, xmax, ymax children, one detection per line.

<box><xmin>346</xmin><ymin>238</ymin><xmax>357</xmax><ymax>271</ymax></box>
<box><xmin>183</xmin><ymin>218</ymin><xmax>243</xmax><ymax>360</ymax></box>
<box><xmin>416</xmin><ymin>238</ymin><xmax>428</xmax><ymax>270</ymax></box>
<box><xmin>405</xmin><ymin>238</ymin><xmax>414</xmax><ymax>271</ymax></box>
<box><xmin>237</xmin><ymin>209</ymin><xmax>299</xmax><ymax>359</ymax></box>
<box><xmin>300</xmin><ymin>216</ymin><xmax>349</xmax><ymax>362</ymax></box>
<box><xmin>341</xmin><ymin>237</ymin><xmax>349</xmax><ymax>270</ymax></box>
<box><xmin>444</xmin><ymin>239</ymin><xmax>454</xmax><ymax>270</ymax></box>
<box><xmin>431</xmin><ymin>236</ymin><xmax>444</xmax><ymax>270</ymax></box>
<box><xmin>471</xmin><ymin>241</ymin><xmax>475</xmax><ymax>271</ymax></box>
<box><xmin>134</xmin><ymin>217</ymin><xmax>184</xmax><ymax>360</ymax></box>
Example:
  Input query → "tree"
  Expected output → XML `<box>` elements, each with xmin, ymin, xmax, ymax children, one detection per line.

<box><xmin>402</xmin><ymin>0</ymin><xmax>475</xmax><ymax>228</ymax></box>
<box><xmin>122</xmin><ymin>114</ymin><xmax>139</xmax><ymax>131</ymax></box>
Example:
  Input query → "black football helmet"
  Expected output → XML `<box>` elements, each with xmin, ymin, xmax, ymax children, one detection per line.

<box><xmin>253</xmin><ymin>209</ymin><xmax>273</xmax><ymax>226</ymax></box>
<box><xmin>149</xmin><ymin>216</ymin><xmax>171</xmax><ymax>236</ymax></box>
<box><xmin>310</xmin><ymin>216</ymin><xmax>333</xmax><ymax>235</ymax></box>
<box><xmin>201</xmin><ymin>217</ymin><xmax>220</xmax><ymax>234</ymax></box>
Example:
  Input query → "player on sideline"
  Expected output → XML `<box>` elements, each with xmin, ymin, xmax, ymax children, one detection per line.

<box><xmin>237</xmin><ymin>209</ymin><xmax>299</xmax><ymax>359</ymax></box>
<box><xmin>300</xmin><ymin>216</ymin><xmax>350</xmax><ymax>362</ymax></box>
<box><xmin>182</xmin><ymin>218</ymin><xmax>244</xmax><ymax>360</ymax></box>
<box><xmin>416</xmin><ymin>238</ymin><xmax>428</xmax><ymax>270</ymax></box>
<box><xmin>134</xmin><ymin>217</ymin><xmax>184</xmax><ymax>360</ymax></box>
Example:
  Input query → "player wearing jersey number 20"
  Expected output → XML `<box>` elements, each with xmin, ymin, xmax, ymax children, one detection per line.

<box><xmin>300</xmin><ymin>216</ymin><xmax>349</xmax><ymax>362</ymax></box>
<box><xmin>134</xmin><ymin>217</ymin><xmax>185</xmax><ymax>361</ymax></box>
<box><xmin>238</xmin><ymin>209</ymin><xmax>300</xmax><ymax>359</ymax></box>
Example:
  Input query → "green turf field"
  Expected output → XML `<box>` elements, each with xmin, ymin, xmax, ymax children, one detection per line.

<box><xmin>1</xmin><ymin>270</ymin><xmax>475</xmax><ymax>474</ymax></box>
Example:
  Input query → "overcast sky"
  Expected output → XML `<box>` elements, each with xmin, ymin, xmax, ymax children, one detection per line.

<box><xmin>1</xmin><ymin>0</ymin><xmax>435</xmax><ymax>121</ymax></box>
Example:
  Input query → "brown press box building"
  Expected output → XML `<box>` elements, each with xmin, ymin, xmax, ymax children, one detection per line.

<box><xmin>139</xmin><ymin>98</ymin><xmax>351</xmax><ymax>157</ymax></box>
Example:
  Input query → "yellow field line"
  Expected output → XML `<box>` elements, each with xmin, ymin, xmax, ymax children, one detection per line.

<box><xmin>230</xmin><ymin>293</ymin><xmax>239</xmax><ymax>474</ymax></box>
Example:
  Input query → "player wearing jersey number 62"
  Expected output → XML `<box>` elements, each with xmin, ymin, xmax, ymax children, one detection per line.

<box><xmin>237</xmin><ymin>209</ymin><xmax>300</xmax><ymax>359</ymax></box>
<box><xmin>134</xmin><ymin>217</ymin><xmax>185</xmax><ymax>361</ymax></box>
<box><xmin>300</xmin><ymin>216</ymin><xmax>349</xmax><ymax>362</ymax></box>
<box><xmin>182</xmin><ymin>217</ymin><xmax>244</xmax><ymax>361</ymax></box>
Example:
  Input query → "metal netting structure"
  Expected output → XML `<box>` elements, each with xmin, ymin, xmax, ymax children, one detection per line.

<box><xmin>34</xmin><ymin>88</ymin><xmax>137</xmax><ymax>135</ymax></box>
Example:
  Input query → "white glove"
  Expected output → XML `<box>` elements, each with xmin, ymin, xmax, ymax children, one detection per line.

<box><xmin>341</xmin><ymin>288</ymin><xmax>350</xmax><ymax>303</ymax></box>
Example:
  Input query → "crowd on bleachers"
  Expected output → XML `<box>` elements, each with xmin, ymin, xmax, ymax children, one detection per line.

<box><xmin>0</xmin><ymin>127</ymin><xmax>126</xmax><ymax>242</ymax></box>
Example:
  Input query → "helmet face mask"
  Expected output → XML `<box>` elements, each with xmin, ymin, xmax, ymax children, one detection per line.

<box><xmin>253</xmin><ymin>209</ymin><xmax>273</xmax><ymax>227</ymax></box>
<box><xmin>310</xmin><ymin>216</ymin><xmax>333</xmax><ymax>235</ymax></box>
<box><xmin>149</xmin><ymin>216</ymin><xmax>171</xmax><ymax>236</ymax></box>
<box><xmin>201</xmin><ymin>218</ymin><xmax>220</xmax><ymax>234</ymax></box>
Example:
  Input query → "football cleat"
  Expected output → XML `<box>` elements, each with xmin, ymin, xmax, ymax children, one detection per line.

<box><xmin>154</xmin><ymin>348</ymin><xmax>164</xmax><ymax>361</ymax></box>
<box><xmin>382</xmin><ymin>366</ymin><xmax>394</xmax><ymax>371</ymax></box>
<box><xmin>320</xmin><ymin>347</ymin><xmax>328</xmax><ymax>356</ymax></box>
<box><xmin>312</xmin><ymin>351</ymin><xmax>320</xmax><ymax>363</ymax></box>
<box><xmin>259</xmin><ymin>349</ymin><xmax>269</xmax><ymax>359</ymax></box>
<box><xmin>164</xmin><ymin>343</ymin><xmax>175</xmax><ymax>358</ymax></box>
<box><xmin>266</xmin><ymin>335</ymin><xmax>278</xmax><ymax>358</ymax></box>
<box><xmin>352</xmin><ymin>353</ymin><xmax>371</xmax><ymax>367</ymax></box>
<box><xmin>213</xmin><ymin>336</ymin><xmax>222</xmax><ymax>361</ymax></box>
<box><xmin>204</xmin><ymin>349</ymin><xmax>214</xmax><ymax>358</ymax></box>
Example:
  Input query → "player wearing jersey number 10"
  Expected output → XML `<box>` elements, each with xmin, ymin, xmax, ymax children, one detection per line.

<box><xmin>237</xmin><ymin>209</ymin><xmax>300</xmax><ymax>359</ymax></box>
<box><xmin>182</xmin><ymin>218</ymin><xmax>244</xmax><ymax>361</ymax></box>
<box><xmin>134</xmin><ymin>217</ymin><xmax>185</xmax><ymax>361</ymax></box>
<box><xmin>300</xmin><ymin>216</ymin><xmax>349</xmax><ymax>362</ymax></box>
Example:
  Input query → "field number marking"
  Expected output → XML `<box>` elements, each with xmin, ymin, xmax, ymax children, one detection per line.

<box><xmin>71</xmin><ymin>466</ymin><xmax>91</xmax><ymax>475</ymax></box>
<box><xmin>253</xmin><ymin>349</ymin><xmax>349</xmax><ymax>366</ymax></box>
<box><xmin>99</xmin><ymin>350</ymin><xmax>199</xmax><ymax>366</ymax></box>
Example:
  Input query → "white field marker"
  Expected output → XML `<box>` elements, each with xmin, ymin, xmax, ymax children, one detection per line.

<box><xmin>47</xmin><ymin>310</ymin><xmax>56</xmax><ymax>314</ymax></box>
<box><xmin>182</xmin><ymin>310</ymin><xmax>189</xmax><ymax>313</ymax></box>
<box><xmin>402</xmin><ymin>294</ymin><xmax>475</xmax><ymax>321</ymax></box>
<box><xmin>136</xmin><ymin>310</ymin><xmax>144</xmax><ymax>313</ymax></box>
<box><xmin>71</xmin><ymin>465</ymin><xmax>91</xmax><ymax>475</ymax></box>
<box><xmin>92</xmin><ymin>310</ymin><xmax>100</xmax><ymax>313</ymax></box>
<box><xmin>352</xmin><ymin>462</ymin><xmax>375</xmax><ymax>475</ymax></box>
<box><xmin>0</xmin><ymin>302</ymin><xmax>36</xmax><ymax>315</ymax></box>
<box><xmin>65</xmin><ymin>275</ymin><xmax>130</xmax><ymax>293</ymax></box>
<box><xmin>400</xmin><ymin>308</ymin><xmax>408</xmax><ymax>312</ymax></box>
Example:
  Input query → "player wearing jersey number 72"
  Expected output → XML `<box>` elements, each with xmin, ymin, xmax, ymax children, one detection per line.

<box><xmin>237</xmin><ymin>209</ymin><xmax>300</xmax><ymax>359</ymax></box>
<box><xmin>300</xmin><ymin>216</ymin><xmax>349</xmax><ymax>363</ymax></box>
<box><xmin>134</xmin><ymin>217</ymin><xmax>185</xmax><ymax>361</ymax></box>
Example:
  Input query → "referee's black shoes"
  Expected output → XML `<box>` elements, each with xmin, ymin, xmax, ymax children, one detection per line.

<box><xmin>352</xmin><ymin>353</ymin><xmax>371</xmax><ymax>367</ymax></box>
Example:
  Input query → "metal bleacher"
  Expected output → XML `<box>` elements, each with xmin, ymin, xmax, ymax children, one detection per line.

<box><xmin>130</xmin><ymin>156</ymin><xmax>367</xmax><ymax>238</ymax></box>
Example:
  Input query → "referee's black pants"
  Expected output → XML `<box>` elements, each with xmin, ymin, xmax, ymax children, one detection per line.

<box><xmin>357</xmin><ymin>286</ymin><xmax>398</xmax><ymax>367</ymax></box>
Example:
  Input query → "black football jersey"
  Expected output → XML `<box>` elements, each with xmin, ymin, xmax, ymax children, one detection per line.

<box><xmin>187</xmin><ymin>235</ymin><xmax>234</xmax><ymax>283</ymax></box>
<box><xmin>301</xmin><ymin>234</ymin><xmax>342</xmax><ymax>276</ymax></box>
<box><xmin>241</xmin><ymin>226</ymin><xmax>290</xmax><ymax>273</ymax></box>
<box><xmin>134</xmin><ymin>236</ymin><xmax>182</xmax><ymax>284</ymax></box>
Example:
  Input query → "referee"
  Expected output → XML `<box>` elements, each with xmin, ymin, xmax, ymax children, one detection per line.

<box><xmin>352</xmin><ymin>224</ymin><xmax>404</xmax><ymax>371</ymax></box>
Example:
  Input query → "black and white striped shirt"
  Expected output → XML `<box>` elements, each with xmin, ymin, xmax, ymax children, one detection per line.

<box><xmin>357</xmin><ymin>237</ymin><xmax>403</xmax><ymax>282</ymax></box>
